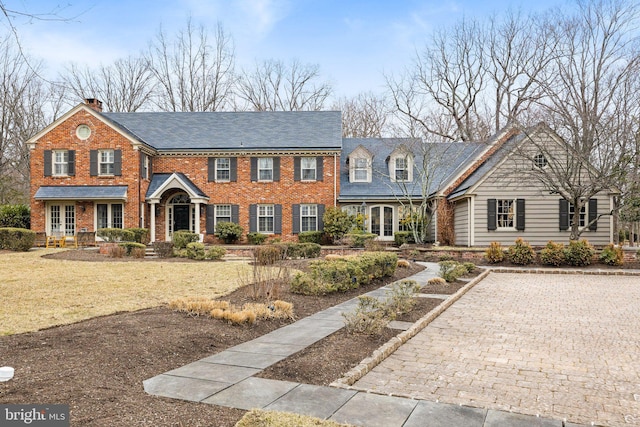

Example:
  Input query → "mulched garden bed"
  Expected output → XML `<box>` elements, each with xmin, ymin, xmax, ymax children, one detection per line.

<box><xmin>0</xmin><ymin>251</ymin><xmax>455</xmax><ymax>427</ymax></box>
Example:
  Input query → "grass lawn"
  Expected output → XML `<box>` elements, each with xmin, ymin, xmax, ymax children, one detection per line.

<box><xmin>0</xmin><ymin>249</ymin><xmax>252</xmax><ymax>335</ymax></box>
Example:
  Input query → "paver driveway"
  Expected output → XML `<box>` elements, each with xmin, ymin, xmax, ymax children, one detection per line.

<box><xmin>353</xmin><ymin>272</ymin><xmax>640</xmax><ymax>426</ymax></box>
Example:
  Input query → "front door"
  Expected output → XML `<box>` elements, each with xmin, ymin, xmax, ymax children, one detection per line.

<box><xmin>173</xmin><ymin>205</ymin><xmax>190</xmax><ymax>232</ymax></box>
<box><xmin>370</xmin><ymin>206</ymin><xmax>394</xmax><ymax>239</ymax></box>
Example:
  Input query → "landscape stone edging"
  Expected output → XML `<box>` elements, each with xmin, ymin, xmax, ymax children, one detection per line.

<box><xmin>329</xmin><ymin>266</ymin><xmax>640</xmax><ymax>390</ymax></box>
<box><xmin>330</xmin><ymin>268</ymin><xmax>491</xmax><ymax>388</ymax></box>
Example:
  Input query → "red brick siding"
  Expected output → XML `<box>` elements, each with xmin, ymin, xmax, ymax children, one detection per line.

<box><xmin>30</xmin><ymin>109</ymin><xmax>148</xmax><ymax>233</ymax></box>
<box><xmin>153</xmin><ymin>155</ymin><xmax>339</xmax><ymax>242</ymax></box>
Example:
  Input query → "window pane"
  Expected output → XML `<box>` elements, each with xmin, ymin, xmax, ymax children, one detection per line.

<box><xmin>64</xmin><ymin>205</ymin><xmax>75</xmax><ymax>236</ymax></box>
<box><xmin>50</xmin><ymin>205</ymin><xmax>60</xmax><ymax>234</ymax></box>
<box><xmin>53</xmin><ymin>151</ymin><xmax>68</xmax><ymax>175</ymax></box>
<box><xmin>301</xmin><ymin>157</ymin><xmax>316</xmax><ymax>180</ymax></box>
<box><xmin>258</xmin><ymin>205</ymin><xmax>274</xmax><ymax>233</ymax></box>
<box><xmin>258</xmin><ymin>158</ymin><xmax>273</xmax><ymax>180</ymax></box>
<box><xmin>215</xmin><ymin>205</ymin><xmax>232</xmax><ymax>223</ymax></box>
<box><xmin>97</xmin><ymin>204</ymin><xmax>108</xmax><ymax>229</ymax></box>
<box><xmin>497</xmin><ymin>200</ymin><xmax>514</xmax><ymax>228</ymax></box>
<box><xmin>301</xmin><ymin>204</ymin><xmax>317</xmax><ymax>232</ymax></box>
<box><xmin>216</xmin><ymin>158</ymin><xmax>230</xmax><ymax>181</ymax></box>
<box><xmin>112</xmin><ymin>204</ymin><xmax>123</xmax><ymax>229</ymax></box>
<box><xmin>99</xmin><ymin>150</ymin><xmax>114</xmax><ymax>175</ymax></box>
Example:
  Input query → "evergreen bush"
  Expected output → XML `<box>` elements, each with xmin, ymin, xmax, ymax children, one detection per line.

<box><xmin>564</xmin><ymin>239</ymin><xmax>595</xmax><ymax>266</ymax></box>
<box><xmin>172</xmin><ymin>230</ymin><xmax>199</xmax><ymax>249</ymax></box>
<box><xmin>0</xmin><ymin>227</ymin><xmax>35</xmax><ymax>251</ymax></box>
<box><xmin>539</xmin><ymin>241</ymin><xmax>565</xmax><ymax>266</ymax></box>
<box><xmin>507</xmin><ymin>237</ymin><xmax>536</xmax><ymax>265</ymax></box>
<box><xmin>599</xmin><ymin>243</ymin><xmax>623</xmax><ymax>266</ymax></box>
<box><xmin>215</xmin><ymin>221</ymin><xmax>243</xmax><ymax>244</ymax></box>
<box><xmin>485</xmin><ymin>241</ymin><xmax>505</xmax><ymax>263</ymax></box>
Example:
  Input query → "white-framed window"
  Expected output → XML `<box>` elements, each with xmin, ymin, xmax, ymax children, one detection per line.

<box><xmin>496</xmin><ymin>199</ymin><xmax>515</xmax><ymax>229</ymax></box>
<box><xmin>258</xmin><ymin>204</ymin><xmax>274</xmax><ymax>233</ymax></box>
<box><xmin>48</xmin><ymin>203</ymin><xmax>75</xmax><ymax>236</ymax></box>
<box><xmin>301</xmin><ymin>157</ymin><xmax>317</xmax><ymax>181</ymax></box>
<box><xmin>569</xmin><ymin>203</ymin><xmax>586</xmax><ymax>227</ymax></box>
<box><xmin>216</xmin><ymin>158</ymin><xmax>230</xmax><ymax>181</ymax></box>
<box><xmin>215</xmin><ymin>204</ymin><xmax>232</xmax><ymax>224</ymax></box>
<box><xmin>353</xmin><ymin>158</ymin><xmax>369</xmax><ymax>182</ymax></box>
<box><xmin>53</xmin><ymin>150</ymin><xmax>69</xmax><ymax>176</ymax></box>
<box><xmin>96</xmin><ymin>203</ymin><xmax>124</xmax><ymax>229</ymax></box>
<box><xmin>258</xmin><ymin>158</ymin><xmax>273</xmax><ymax>181</ymax></box>
<box><xmin>301</xmin><ymin>204</ymin><xmax>318</xmax><ymax>232</ymax></box>
<box><xmin>394</xmin><ymin>157</ymin><xmax>409</xmax><ymax>181</ymax></box>
<box><xmin>142</xmin><ymin>155</ymin><xmax>150</xmax><ymax>179</ymax></box>
<box><xmin>99</xmin><ymin>150</ymin><xmax>115</xmax><ymax>175</ymax></box>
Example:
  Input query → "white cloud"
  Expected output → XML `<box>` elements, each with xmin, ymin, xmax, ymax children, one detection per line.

<box><xmin>235</xmin><ymin>0</ymin><xmax>291</xmax><ymax>37</ymax></box>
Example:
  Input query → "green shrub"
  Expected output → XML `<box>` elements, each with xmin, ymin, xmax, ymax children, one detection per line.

<box><xmin>485</xmin><ymin>241</ymin><xmax>504</xmax><ymax>263</ymax></box>
<box><xmin>289</xmin><ymin>272</ymin><xmax>326</xmax><ymax>295</ymax></box>
<box><xmin>385</xmin><ymin>280</ymin><xmax>420</xmax><ymax>316</ymax></box>
<box><xmin>539</xmin><ymin>241</ymin><xmax>565</xmax><ymax>266</ymax></box>
<box><xmin>215</xmin><ymin>221</ymin><xmax>243</xmax><ymax>244</ymax></box>
<box><xmin>97</xmin><ymin>228</ymin><xmax>135</xmax><ymax>242</ymax></box>
<box><xmin>393</xmin><ymin>231</ymin><xmax>415</xmax><ymax>246</ymax></box>
<box><xmin>438</xmin><ymin>254</ymin><xmax>454</xmax><ymax>262</ymax></box>
<box><xmin>342</xmin><ymin>296</ymin><xmax>390</xmax><ymax>335</ymax></box>
<box><xmin>153</xmin><ymin>241</ymin><xmax>174</xmax><ymax>258</ymax></box>
<box><xmin>118</xmin><ymin>241</ymin><xmax>146</xmax><ymax>256</ymax></box>
<box><xmin>438</xmin><ymin>260</ymin><xmax>468</xmax><ymax>282</ymax></box>
<box><xmin>343</xmin><ymin>232</ymin><xmax>377</xmax><ymax>248</ymax></box>
<box><xmin>172</xmin><ymin>231</ymin><xmax>199</xmax><ymax>249</ymax></box>
<box><xmin>462</xmin><ymin>262</ymin><xmax>476</xmax><ymax>273</ymax></box>
<box><xmin>247</xmin><ymin>232</ymin><xmax>268</xmax><ymax>245</ymax></box>
<box><xmin>0</xmin><ymin>227</ymin><xmax>35</xmax><ymax>251</ymax></box>
<box><xmin>185</xmin><ymin>242</ymin><xmax>206</xmax><ymax>260</ymax></box>
<box><xmin>298</xmin><ymin>231</ymin><xmax>323</xmax><ymax>244</ymax></box>
<box><xmin>296</xmin><ymin>242</ymin><xmax>321</xmax><ymax>259</ymax></box>
<box><xmin>254</xmin><ymin>245</ymin><xmax>284</xmax><ymax>265</ymax></box>
<box><xmin>206</xmin><ymin>246</ymin><xmax>226</xmax><ymax>260</ymax></box>
<box><xmin>507</xmin><ymin>237</ymin><xmax>536</xmax><ymax>265</ymax></box>
<box><xmin>125</xmin><ymin>228</ymin><xmax>149</xmax><ymax>244</ymax></box>
<box><xmin>564</xmin><ymin>239</ymin><xmax>595</xmax><ymax>266</ymax></box>
<box><xmin>599</xmin><ymin>243</ymin><xmax>624</xmax><ymax>266</ymax></box>
<box><xmin>322</xmin><ymin>206</ymin><xmax>357</xmax><ymax>243</ymax></box>
<box><xmin>0</xmin><ymin>204</ymin><xmax>30</xmax><ymax>229</ymax></box>
<box><xmin>358</xmin><ymin>252</ymin><xmax>398</xmax><ymax>279</ymax></box>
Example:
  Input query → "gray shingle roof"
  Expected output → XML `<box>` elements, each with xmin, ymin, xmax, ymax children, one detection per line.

<box><xmin>447</xmin><ymin>132</ymin><xmax>526</xmax><ymax>200</ymax></box>
<box><xmin>102</xmin><ymin>111</ymin><xmax>342</xmax><ymax>151</ymax></box>
<box><xmin>146</xmin><ymin>173</ymin><xmax>208</xmax><ymax>199</ymax></box>
<box><xmin>34</xmin><ymin>186</ymin><xmax>128</xmax><ymax>200</ymax></box>
<box><xmin>339</xmin><ymin>138</ymin><xmax>484</xmax><ymax>201</ymax></box>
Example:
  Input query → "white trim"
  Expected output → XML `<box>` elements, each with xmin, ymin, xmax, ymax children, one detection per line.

<box><xmin>610</xmin><ymin>194</ymin><xmax>615</xmax><ymax>243</ymax></box>
<box><xmin>469</xmin><ymin>195</ymin><xmax>475</xmax><ymax>247</ymax></box>
<box><xmin>146</xmin><ymin>172</ymin><xmax>209</xmax><ymax>204</ymax></box>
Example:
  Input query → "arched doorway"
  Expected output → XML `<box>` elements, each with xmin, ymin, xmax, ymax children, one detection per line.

<box><xmin>167</xmin><ymin>193</ymin><xmax>193</xmax><ymax>238</ymax></box>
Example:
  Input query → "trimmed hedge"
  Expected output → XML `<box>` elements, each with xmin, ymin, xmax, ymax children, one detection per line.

<box><xmin>0</xmin><ymin>204</ymin><xmax>30</xmax><ymax>229</ymax></box>
<box><xmin>126</xmin><ymin>228</ymin><xmax>150</xmax><ymax>244</ymax></box>
<box><xmin>216</xmin><ymin>221</ymin><xmax>243</xmax><ymax>244</ymax></box>
<box><xmin>343</xmin><ymin>232</ymin><xmax>377</xmax><ymax>248</ymax></box>
<box><xmin>290</xmin><ymin>252</ymin><xmax>398</xmax><ymax>295</ymax></box>
<box><xmin>172</xmin><ymin>231</ymin><xmax>199</xmax><ymax>249</ymax></box>
<box><xmin>97</xmin><ymin>228</ymin><xmax>135</xmax><ymax>242</ymax></box>
<box><xmin>118</xmin><ymin>241</ymin><xmax>147</xmax><ymax>255</ymax></box>
<box><xmin>247</xmin><ymin>232</ymin><xmax>268</xmax><ymax>245</ymax></box>
<box><xmin>0</xmin><ymin>227</ymin><xmax>35</xmax><ymax>251</ymax></box>
<box><xmin>298</xmin><ymin>231</ymin><xmax>324</xmax><ymax>244</ymax></box>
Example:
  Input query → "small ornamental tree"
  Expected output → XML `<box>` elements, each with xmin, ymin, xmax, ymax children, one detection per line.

<box><xmin>322</xmin><ymin>206</ymin><xmax>356</xmax><ymax>243</ymax></box>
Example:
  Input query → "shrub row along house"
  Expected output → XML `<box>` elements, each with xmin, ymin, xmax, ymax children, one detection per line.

<box><xmin>28</xmin><ymin>99</ymin><xmax>616</xmax><ymax>246</ymax></box>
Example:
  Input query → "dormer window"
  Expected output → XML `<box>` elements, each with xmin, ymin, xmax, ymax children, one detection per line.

<box><xmin>353</xmin><ymin>158</ymin><xmax>369</xmax><ymax>182</ymax></box>
<box><xmin>389</xmin><ymin>148</ymin><xmax>413</xmax><ymax>182</ymax></box>
<box><xmin>348</xmin><ymin>145</ymin><xmax>373</xmax><ymax>183</ymax></box>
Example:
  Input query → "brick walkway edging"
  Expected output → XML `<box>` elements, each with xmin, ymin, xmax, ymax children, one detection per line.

<box><xmin>331</xmin><ymin>269</ymin><xmax>492</xmax><ymax>389</ymax></box>
<box><xmin>331</xmin><ymin>266</ymin><xmax>640</xmax><ymax>390</ymax></box>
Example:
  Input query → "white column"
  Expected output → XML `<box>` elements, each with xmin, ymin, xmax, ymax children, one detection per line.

<box><xmin>194</xmin><ymin>202</ymin><xmax>201</xmax><ymax>235</ymax></box>
<box><xmin>150</xmin><ymin>202</ymin><xmax>157</xmax><ymax>242</ymax></box>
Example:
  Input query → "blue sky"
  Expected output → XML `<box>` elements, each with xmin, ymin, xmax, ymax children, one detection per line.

<box><xmin>10</xmin><ymin>0</ymin><xmax>567</xmax><ymax>100</ymax></box>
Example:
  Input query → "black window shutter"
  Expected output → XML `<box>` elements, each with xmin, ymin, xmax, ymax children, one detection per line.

<box><xmin>294</xmin><ymin>157</ymin><xmax>301</xmax><ymax>181</ymax></box>
<box><xmin>316</xmin><ymin>156</ymin><xmax>324</xmax><ymax>181</ymax></box>
<box><xmin>206</xmin><ymin>205</ymin><xmax>215</xmax><ymax>234</ymax></box>
<box><xmin>114</xmin><ymin>149</ymin><xmax>122</xmax><ymax>176</ymax></box>
<box><xmin>588</xmin><ymin>198</ymin><xmax>598</xmax><ymax>231</ymax></box>
<box><xmin>148</xmin><ymin>156</ymin><xmax>153</xmax><ymax>178</ymax></box>
<box><xmin>231</xmin><ymin>204</ymin><xmax>239</xmax><ymax>223</ymax></box>
<box><xmin>487</xmin><ymin>199</ymin><xmax>497</xmax><ymax>231</ymax></box>
<box><xmin>207</xmin><ymin>158</ymin><xmax>215</xmax><ymax>182</ymax></box>
<box><xmin>273</xmin><ymin>157</ymin><xmax>280</xmax><ymax>182</ymax></box>
<box><xmin>249</xmin><ymin>204</ymin><xmax>257</xmax><ymax>232</ymax></box>
<box><xmin>230</xmin><ymin>157</ymin><xmax>237</xmax><ymax>182</ymax></box>
<box><xmin>559</xmin><ymin>199</ymin><xmax>569</xmax><ymax>231</ymax></box>
<box><xmin>292</xmin><ymin>204</ymin><xmax>300</xmax><ymax>234</ymax></box>
<box><xmin>250</xmin><ymin>158</ymin><xmax>257</xmax><ymax>182</ymax></box>
<box><xmin>68</xmin><ymin>150</ymin><xmax>76</xmax><ymax>176</ymax></box>
<box><xmin>44</xmin><ymin>150</ymin><xmax>52</xmax><ymax>177</ymax></box>
<box><xmin>89</xmin><ymin>150</ymin><xmax>98</xmax><ymax>176</ymax></box>
<box><xmin>516</xmin><ymin>199</ymin><xmax>525</xmax><ymax>231</ymax></box>
<box><xmin>274</xmin><ymin>204</ymin><xmax>282</xmax><ymax>234</ymax></box>
<box><xmin>317</xmin><ymin>204</ymin><xmax>325</xmax><ymax>230</ymax></box>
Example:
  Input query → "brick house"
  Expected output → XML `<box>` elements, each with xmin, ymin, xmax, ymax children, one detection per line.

<box><xmin>28</xmin><ymin>100</ymin><xmax>615</xmax><ymax>246</ymax></box>
<box><xmin>28</xmin><ymin>100</ymin><xmax>341</xmax><ymax>243</ymax></box>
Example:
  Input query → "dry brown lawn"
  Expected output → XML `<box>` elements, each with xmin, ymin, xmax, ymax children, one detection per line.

<box><xmin>0</xmin><ymin>249</ymin><xmax>252</xmax><ymax>335</ymax></box>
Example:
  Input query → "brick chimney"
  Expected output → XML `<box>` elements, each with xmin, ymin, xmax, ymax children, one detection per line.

<box><xmin>85</xmin><ymin>98</ymin><xmax>103</xmax><ymax>112</ymax></box>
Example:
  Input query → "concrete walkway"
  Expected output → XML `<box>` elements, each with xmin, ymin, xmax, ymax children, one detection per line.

<box><xmin>144</xmin><ymin>262</ymin><xmax>565</xmax><ymax>426</ymax></box>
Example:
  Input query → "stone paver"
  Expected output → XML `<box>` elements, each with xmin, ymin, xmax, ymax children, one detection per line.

<box><xmin>352</xmin><ymin>272</ymin><xmax>640</xmax><ymax>426</ymax></box>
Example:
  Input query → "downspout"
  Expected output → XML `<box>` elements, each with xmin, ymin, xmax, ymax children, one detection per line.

<box><xmin>334</xmin><ymin>153</ymin><xmax>337</xmax><ymax>207</ymax></box>
<box><xmin>469</xmin><ymin>196</ymin><xmax>475</xmax><ymax>247</ymax></box>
